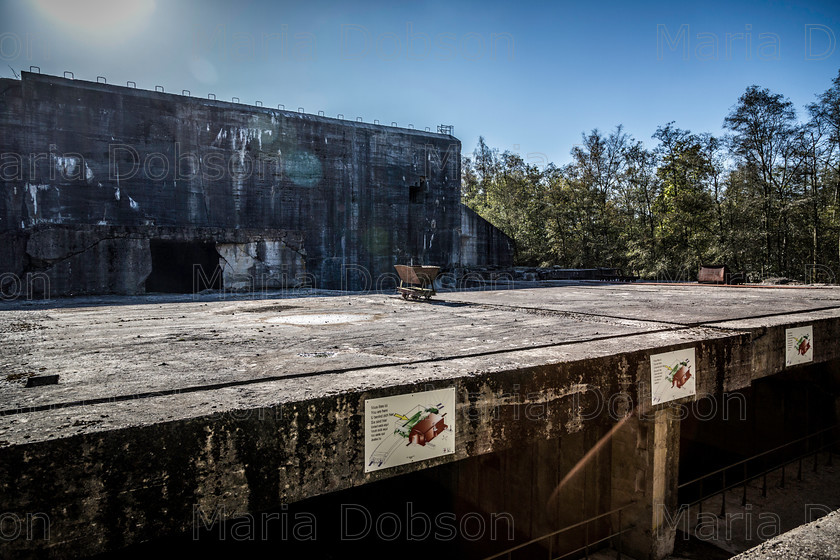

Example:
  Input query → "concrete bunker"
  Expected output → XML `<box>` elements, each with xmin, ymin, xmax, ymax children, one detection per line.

<box><xmin>0</xmin><ymin>72</ymin><xmax>514</xmax><ymax>296</ymax></box>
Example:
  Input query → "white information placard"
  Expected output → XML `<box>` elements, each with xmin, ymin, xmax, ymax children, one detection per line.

<box><xmin>785</xmin><ymin>326</ymin><xmax>813</xmax><ymax>367</ymax></box>
<box><xmin>650</xmin><ymin>347</ymin><xmax>696</xmax><ymax>405</ymax></box>
<box><xmin>365</xmin><ymin>387</ymin><xmax>455</xmax><ymax>473</ymax></box>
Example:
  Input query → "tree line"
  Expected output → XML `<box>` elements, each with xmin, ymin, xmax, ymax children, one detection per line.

<box><xmin>461</xmin><ymin>70</ymin><xmax>840</xmax><ymax>282</ymax></box>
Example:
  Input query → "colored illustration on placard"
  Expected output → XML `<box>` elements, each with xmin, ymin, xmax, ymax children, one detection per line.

<box><xmin>785</xmin><ymin>326</ymin><xmax>814</xmax><ymax>367</ymax></box>
<box><xmin>650</xmin><ymin>348</ymin><xmax>697</xmax><ymax>405</ymax></box>
<box><xmin>365</xmin><ymin>387</ymin><xmax>455</xmax><ymax>473</ymax></box>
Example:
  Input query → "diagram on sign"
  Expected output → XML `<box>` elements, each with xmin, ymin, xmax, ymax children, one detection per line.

<box><xmin>785</xmin><ymin>326</ymin><xmax>813</xmax><ymax>367</ymax></box>
<box><xmin>365</xmin><ymin>387</ymin><xmax>455</xmax><ymax>473</ymax></box>
<box><xmin>650</xmin><ymin>347</ymin><xmax>696</xmax><ymax>405</ymax></box>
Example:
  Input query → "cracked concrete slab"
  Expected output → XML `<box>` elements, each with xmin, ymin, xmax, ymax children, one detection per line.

<box><xmin>444</xmin><ymin>284</ymin><xmax>840</xmax><ymax>326</ymax></box>
<box><xmin>0</xmin><ymin>291</ymin><xmax>674</xmax><ymax>415</ymax></box>
<box><xmin>733</xmin><ymin>509</ymin><xmax>840</xmax><ymax>560</ymax></box>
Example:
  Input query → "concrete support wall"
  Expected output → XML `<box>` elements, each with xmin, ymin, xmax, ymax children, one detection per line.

<box><xmin>459</xmin><ymin>205</ymin><xmax>515</xmax><ymax>268</ymax></box>
<box><xmin>441</xmin><ymin>430</ymin><xmax>612</xmax><ymax>555</ymax></box>
<box><xmin>611</xmin><ymin>409</ymin><xmax>681</xmax><ymax>560</ymax></box>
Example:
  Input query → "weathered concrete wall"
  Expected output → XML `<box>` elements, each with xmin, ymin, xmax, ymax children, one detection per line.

<box><xmin>0</xmin><ymin>331</ymin><xmax>747</xmax><ymax>559</ymax></box>
<box><xmin>0</xmin><ymin>224</ymin><xmax>305</xmax><ymax>295</ymax></box>
<box><xmin>216</xmin><ymin>240</ymin><xmax>305</xmax><ymax>291</ymax></box>
<box><xmin>0</xmin><ymin>73</ymin><xmax>474</xmax><ymax>292</ymax></box>
<box><xmin>460</xmin><ymin>205</ymin><xmax>514</xmax><ymax>267</ymax></box>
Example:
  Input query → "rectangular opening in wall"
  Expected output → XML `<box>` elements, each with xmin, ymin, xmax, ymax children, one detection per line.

<box><xmin>145</xmin><ymin>240</ymin><xmax>222</xmax><ymax>293</ymax></box>
<box><xmin>409</xmin><ymin>177</ymin><xmax>426</xmax><ymax>204</ymax></box>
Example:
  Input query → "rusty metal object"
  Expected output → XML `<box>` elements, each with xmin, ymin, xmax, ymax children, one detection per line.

<box><xmin>699</xmin><ymin>265</ymin><xmax>745</xmax><ymax>285</ymax></box>
<box><xmin>699</xmin><ymin>265</ymin><xmax>727</xmax><ymax>284</ymax></box>
<box><xmin>394</xmin><ymin>265</ymin><xmax>439</xmax><ymax>300</ymax></box>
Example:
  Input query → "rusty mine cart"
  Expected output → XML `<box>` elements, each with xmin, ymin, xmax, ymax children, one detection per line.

<box><xmin>394</xmin><ymin>265</ymin><xmax>439</xmax><ymax>301</ymax></box>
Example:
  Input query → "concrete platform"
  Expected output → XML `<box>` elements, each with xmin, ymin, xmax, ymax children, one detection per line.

<box><xmin>733</xmin><ymin>509</ymin><xmax>840</xmax><ymax>559</ymax></box>
<box><xmin>2</xmin><ymin>283</ymin><xmax>840</xmax><ymax>558</ymax></box>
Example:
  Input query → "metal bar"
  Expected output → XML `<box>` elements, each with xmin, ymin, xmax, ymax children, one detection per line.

<box><xmin>182</xmin><ymin>89</ymin><xmax>190</xmax><ymax>96</ymax></box>
<box><xmin>584</xmin><ymin>524</ymin><xmax>589</xmax><ymax>559</ymax></box>
<box><xmin>742</xmin><ymin>463</ymin><xmax>747</xmax><ymax>506</ymax></box>
<box><xmin>696</xmin><ymin>482</ymin><xmax>703</xmax><ymax>529</ymax></box>
<box><xmin>681</xmin><ymin>437</ymin><xmax>840</xmax><ymax>509</ymax></box>
<box><xmin>155</xmin><ymin>85</ymin><xmax>164</xmax><ymax>92</ymax></box>
<box><xmin>232</xmin><ymin>96</ymin><xmax>239</xmax><ymax>103</ymax></box>
<box><xmin>617</xmin><ymin>509</ymin><xmax>623</xmax><ymax>559</ymax></box>
<box><xmin>63</xmin><ymin>71</ymin><xmax>74</xmax><ymax>79</ymax></box>
<box><xmin>550</xmin><ymin>528</ymin><xmax>636</xmax><ymax>560</ymax></box>
<box><xmin>127</xmin><ymin>81</ymin><xmax>136</xmax><ymax>88</ymax></box>
<box><xmin>96</xmin><ymin>76</ymin><xmax>106</xmax><ymax>84</ymax></box>
<box><xmin>719</xmin><ymin>471</ymin><xmax>726</xmax><ymax>517</ymax></box>
<box><xmin>482</xmin><ymin>505</ymin><xmax>636</xmax><ymax>560</ymax></box>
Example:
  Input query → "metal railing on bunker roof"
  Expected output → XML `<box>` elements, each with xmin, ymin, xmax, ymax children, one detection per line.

<box><xmin>19</xmin><ymin>69</ymin><xmax>455</xmax><ymax>136</ymax></box>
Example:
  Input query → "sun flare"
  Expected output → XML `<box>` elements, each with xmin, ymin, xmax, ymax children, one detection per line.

<box><xmin>29</xmin><ymin>0</ymin><xmax>156</xmax><ymax>41</ymax></box>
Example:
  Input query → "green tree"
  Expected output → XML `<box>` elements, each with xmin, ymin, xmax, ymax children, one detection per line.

<box><xmin>651</xmin><ymin>123</ymin><xmax>720</xmax><ymax>278</ymax></box>
<box><xmin>806</xmin><ymin>69</ymin><xmax>840</xmax><ymax>277</ymax></box>
<box><xmin>724</xmin><ymin>85</ymin><xmax>804</xmax><ymax>277</ymax></box>
<box><xmin>460</xmin><ymin>71</ymin><xmax>840</xmax><ymax>282</ymax></box>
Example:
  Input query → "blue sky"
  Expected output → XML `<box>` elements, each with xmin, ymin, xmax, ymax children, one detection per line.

<box><xmin>2</xmin><ymin>0</ymin><xmax>839</xmax><ymax>165</ymax></box>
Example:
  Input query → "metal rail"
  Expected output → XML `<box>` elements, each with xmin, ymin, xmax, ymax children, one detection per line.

<box><xmin>484</xmin><ymin>503</ymin><xmax>635</xmax><ymax>560</ymax></box>
<box><xmin>678</xmin><ymin>425</ymin><xmax>838</xmax><ymax>518</ymax></box>
<box><xmin>16</xmin><ymin>70</ymin><xmax>450</xmax><ymax>133</ymax></box>
<box><xmin>679</xmin><ymin>425</ymin><xmax>837</xmax><ymax>490</ymax></box>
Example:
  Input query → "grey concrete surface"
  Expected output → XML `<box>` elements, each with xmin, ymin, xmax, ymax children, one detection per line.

<box><xmin>444</xmin><ymin>284</ymin><xmax>840</xmax><ymax>325</ymax></box>
<box><xmin>732</xmin><ymin>509</ymin><xmax>840</xmax><ymax>560</ymax></box>
<box><xmin>0</xmin><ymin>290</ymin><xmax>672</xmax><ymax>416</ymax></box>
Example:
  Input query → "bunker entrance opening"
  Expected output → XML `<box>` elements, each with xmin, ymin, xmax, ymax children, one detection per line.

<box><xmin>145</xmin><ymin>240</ymin><xmax>223</xmax><ymax>293</ymax></box>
